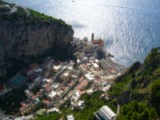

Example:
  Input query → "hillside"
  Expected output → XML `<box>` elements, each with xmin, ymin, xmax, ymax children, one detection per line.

<box><xmin>0</xmin><ymin>1</ymin><xmax>74</xmax><ymax>80</ymax></box>
<box><xmin>109</xmin><ymin>48</ymin><xmax>160</xmax><ymax>120</ymax></box>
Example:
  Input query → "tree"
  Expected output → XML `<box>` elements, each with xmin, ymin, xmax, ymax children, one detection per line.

<box><xmin>131</xmin><ymin>79</ymin><xmax>136</xmax><ymax>89</ymax></box>
<box><xmin>151</xmin><ymin>79</ymin><xmax>160</xmax><ymax>113</ymax></box>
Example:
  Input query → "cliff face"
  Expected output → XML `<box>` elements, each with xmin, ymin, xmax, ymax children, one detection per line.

<box><xmin>0</xmin><ymin>21</ymin><xmax>73</xmax><ymax>57</ymax></box>
<box><xmin>0</xmin><ymin>2</ymin><xmax>74</xmax><ymax>78</ymax></box>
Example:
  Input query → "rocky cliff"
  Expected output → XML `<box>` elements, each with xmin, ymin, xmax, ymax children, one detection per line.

<box><xmin>108</xmin><ymin>48</ymin><xmax>160</xmax><ymax>119</ymax></box>
<box><xmin>0</xmin><ymin>1</ymin><xmax>74</xmax><ymax>79</ymax></box>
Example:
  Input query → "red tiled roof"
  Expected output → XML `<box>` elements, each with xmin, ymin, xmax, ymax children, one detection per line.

<box><xmin>20</xmin><ymin>105</ymin><xmax>27</xmax><ymax>111</ymax></box>
<box><xmin>36</xmin><ymin>91</ymin><xmax>42</xmax><ymax>96</ymax></box>
<box><xmin>43</xmin><ymin>84</ymin><xmax>51</xmax><ymax>92</ymax></box>
<box><xmin>31</xmin><ymin>95</ymin><xmax>36</xmax><ymax>100</ymax></box>
<box><xmin>77</xmin><ymin>79</ymin><xmax>88</xmax><ymax>90</ymax></box>
<box><xmin>92</xmin><ymin>39</ymin><xmax>104</xmax><ymax>46</ymax></box>
<box><xmin>42</xmin><ymin>99</ymin><xmax>50</xmax><ymax>104</ymax></box>
<box><xmin>30</xmin><ymin>63</ymin><xmax>39</xmax><ymax>69</ymax></box>
<box><xmin>69</xmin><ymin>81</ymin><xmax>75</xmax><ymax>86</ymax></box>
<box><xmin>61</xmin><ymin>85</ymin><xmax>66</xmax><ymax>90</ymax></box>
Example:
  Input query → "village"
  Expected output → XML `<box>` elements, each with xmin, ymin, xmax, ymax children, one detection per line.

<box><xmin>0</xmin><ymin>34</ymin><xmax>125</xmax><ymax>120</ymax></box>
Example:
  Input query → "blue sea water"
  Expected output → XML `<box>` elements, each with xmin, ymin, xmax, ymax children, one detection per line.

<box><xmin>6</xmin><ymin>0</ymin><xmax>160</xmax><ymax>66</ymax></box>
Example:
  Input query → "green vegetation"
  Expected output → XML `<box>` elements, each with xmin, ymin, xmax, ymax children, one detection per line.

<box><xmin>117</xmin><ymin>101</ymin><xmax>157</xmax><ymax>120</ymax></box>
<box><xmin>151</xmin><ymin>79</ymin><xmax>160</xmax><ymax>114</ymax></box>
<box><xmin>109</xmin><ymin>48</ymin><xmax>160</xmax><ymax>119</ymax></box>
<box><xmin>73</xmin><ymin>91</ymin><xmax>114</xmax><ymax>120</ymax></box>
<box><xmin>0</xmin><ymin>1</ymin><xmax>72</xmax><ymax>29</ymax></box>
<box><xmin>0</xmin><ymin>85</ymin><xmax>27</xmax><ymax>115</ymax></box>
<box><xmin>35</xmin><ymin>112</ymin><xmax>61</xmax><ymax>120</ymax></box>
<box><xmin>34</xmin><ymin>91</ymin><xmax>116</xmax><ymax>120</ymax></box>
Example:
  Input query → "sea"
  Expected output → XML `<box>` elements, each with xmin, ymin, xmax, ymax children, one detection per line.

<box><xmin>5</xmin><ymin>0</ymin><xmax>160</xmax><ymax>66</ymax></box>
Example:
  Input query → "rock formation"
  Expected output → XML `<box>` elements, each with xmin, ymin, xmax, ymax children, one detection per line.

<box><xmin>0</xmin><ymin>1</ymin><xmax>74</xmax><ymax>79</ymax></box>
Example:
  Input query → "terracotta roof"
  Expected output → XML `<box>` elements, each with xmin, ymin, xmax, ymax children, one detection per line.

<box><xmin>61</xmin><ymin>85</ymin><xmax>66</xmax><ymax>90</ymax></box>
<box><xmin>31</xmin><ymin>95</ymin><xmax>36</xmax><ymax>100</ymax></box>
<box><xmin>36</xmin><ymin>91</ymin><xmax>42</xmax><ymax>96</ymax></box>
<box><xmin>42</xmin><ymin>99</ymin><xmax>50</xmax><ymax>104</ymax></box>
<box><xmin>20</xmin><ymin>104</ymin><xmax>27</xmax><ymax>111</ymax></box>
<box><xmin>92</xmin><ymin>39</ymin><xmax>104</xmax><ymax>46</ymax></box>
<box><xmin>30</xmin><ymin>63</ymin><xmax>39</xmax><ymax>69</ymax></box>
<box><xmin>77</xmin><ymin>79</ymin><xmax>88</xmax><ymax>90</ymax></box>
<box><xmin>69</xmin><ymin>81</ymin><xmax>75</xmax><ymax>86</ymax></box>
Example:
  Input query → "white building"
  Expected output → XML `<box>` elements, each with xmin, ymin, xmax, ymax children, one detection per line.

<box><xmin>85</xmin><ymin>73</ymin><xmax>94</xmax><ymax>81</ymax></box>
<box><xmin>94</xmin><ymin>105</ymin><xmax>116</xmax><ymax>120</ymax></box>
<box><xmin>48</xmin><ymin>90</ymin><xmax>57</xmax><ymax>99</ymax></box>
<box><xmin>86</xmin><ymin>89</ymin><xmax>94</xmax><ymax>95</ymax></box>
<box><xmin>53</xmin><ymin>65</ymin><xmax>62</xmax><ymax>72</ymax></box>
<box><xmin>92</xmin><ymin>63</ymin><xmax>99</xmax><ymax>70</ymax></box>
<box><xmin>67</xmin><ymin>114</ymin><xmax>75</xmax><ymax>120</ymax></box>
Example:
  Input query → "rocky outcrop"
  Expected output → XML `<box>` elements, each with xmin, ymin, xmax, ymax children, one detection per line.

<box><xmin>0</xmin><ymin>2</ymin><xmax>74</xmax><ymax>79</ymax></box>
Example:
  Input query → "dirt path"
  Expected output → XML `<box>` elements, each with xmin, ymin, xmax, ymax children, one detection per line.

<box><xmin>115</xmin><ymin>104</ymin><xmax>120</xmax><ymax>120</ymax></box>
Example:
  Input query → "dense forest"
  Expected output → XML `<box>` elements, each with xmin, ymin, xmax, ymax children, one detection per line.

<box><xmin>109</xmin><ymin>48</ymin><xmax>160</xmax><ymax>120</ymax></box>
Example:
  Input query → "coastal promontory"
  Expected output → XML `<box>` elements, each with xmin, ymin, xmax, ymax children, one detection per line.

<box><xmin>0</xmin><ymin>1</ymin><xmax>74</xmax><ymax>79</ymax></box>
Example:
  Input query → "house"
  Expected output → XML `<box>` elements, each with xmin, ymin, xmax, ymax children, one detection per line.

<box><xmin>53</xmin><ymin>65</ymin><xmax>62</xmax><ymax>73</ymax></box>
<box><xmin>92</xmin><ymin>39</ymin><xmax>104</xmax><ymax>47</ymax></box>
<box><xmin>71</xmin><ymin>90</ymin><xmax>81</xmax><ymax>102</ymax></box>
<box><xmin>34</xmin><ymin>68</ymin><xmax>43</xmax><ymax>74</ymax></box>
<box><xmin>19</xmin><ymin>99</ymin><xmax>34</xmax><ymax>115</ymax></box>
<box><xmin>52</xmin><ymin>83</ymin><xmax>59</xmax><ymax>90</ymax></box>
<box><xmin>36</xmin><ymin>91</ymin><xmax>43</xmax><ymax>98</ymax></box>
<box><xmin>44</xmin><ymin>78</ymin><xmax>53</xmax><ymax>83</ymax></box>
<box><xmin>42</xmin><ymin>99</ymin><xmax>53</xmax><ymax>108</ymax></box>
<box><xmin>25</xmin><ymin>89</ymin><xmax>32</xmax><ymax>98</ymax></box>
<box><xmin>30</xmin><ymin>63</ymin><xmax>39</xmax><ymax>69</ymax></box>
<box><xmin>73</xmin><ymin>100</ymin><xmax>85</xmax><ymax>110</ymax></box>
<box><xmin>60</xmin><ymin>71</ymin><xmax>71</xmax><ymax>83</ymax></box>
<box><xmin>47</xmin><ymin>107</ymin><xmax>60</xmax><ymax>113</ymax></box>
<box><xmin>102</xmin><ymin>84</ymin><xmax>111</xmax><ymax>92</ymax></box>
<box><xmin>48</xmin><ymin>90</ymin><xmax>57</xmax><ymax>99</ymax></box>
<box><xmin>86</xmin><ymin>89</ymin><xmax>94</xmax><ymax>95</ymax></box>
<box><xmin>43</xmin><ymin>83</ymin><xmax>52</xmax><ymax>93</ymax></box>
<box><xmin>85</xmin><ymin>73</ymin><xmax>95</xmax><ymax>82</ymax></box>
<box><xmin>28</xmin><ymin>77</ymin><xmax>42</xmax><ymax>90</ymax></box>
<box><xmin>44</xmin><ymin>69</ymin><xmax>51</xmax><ymax>78</ymax></box>
<box><xmin>77</xmin><ymin>101</ymin><xmax>85</xmax><ymax>109</ymax></box>
<box><xmin>94</xmin><ymin>105</ymin><xmax>116</xmax><ymax>120</ymax></box>
<box><xmin>67</xmin><ymin>114</ymin><xmax>75</xmax><ymax>120</ymax></box>
<box><xmin>76</xmin><ymin>78</ymin><xmax>88</xmax><ymax>91</ymax></box>
<box><xmin>92</xmin><ymin>63</ymin><xmax>99</xmax><ymax>71</ymax></box>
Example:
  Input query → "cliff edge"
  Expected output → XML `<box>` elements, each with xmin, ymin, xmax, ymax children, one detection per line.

<box><xmin>0</xmin><ymin>1</ymin><xmax>74</xmax><ymax>79</ymax></box>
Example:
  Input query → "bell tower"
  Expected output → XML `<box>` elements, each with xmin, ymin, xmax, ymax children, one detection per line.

<box><xmin>91</xmin><ymin>33</ymin><xmax>94</xmax><ymax>43</ymax></box>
